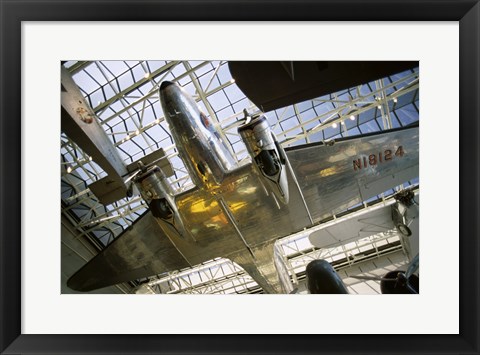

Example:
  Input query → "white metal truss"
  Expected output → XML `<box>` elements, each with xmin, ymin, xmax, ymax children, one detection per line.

<box><xmin>146</xmin><ymin>258</ymin><xmax>258</xmax><ymax>295</ymax></box>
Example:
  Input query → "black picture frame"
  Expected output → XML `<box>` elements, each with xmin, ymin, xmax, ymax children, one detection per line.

<box><xmin>1</xmin><ymin>1</ymin><xmax>478</xmax><ymax>354</ymax></box>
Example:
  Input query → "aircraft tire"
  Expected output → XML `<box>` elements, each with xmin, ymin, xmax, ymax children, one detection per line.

<box><xmin>150</xmin><ymin>198</ymin><xmax>173</xmax><ymax>220</ymax></box>
<box><xmin>381</xmin><ymin>271</ymin><xmax>419</xmax><ymax>294</ymax></box>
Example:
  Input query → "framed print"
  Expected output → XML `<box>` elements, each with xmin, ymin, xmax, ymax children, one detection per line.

<box><xmin>1</xmin><ymin>0</ymin><xmax>479</xmax><ymax>354</ymax></box>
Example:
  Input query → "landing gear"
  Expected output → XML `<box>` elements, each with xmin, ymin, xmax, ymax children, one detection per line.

<box><xmin>396</xmin><ymin>223</ymin><xmax>412</xmax><ymax>236</ymax></box>
<box><xmin>149</xmin><ymin>198</ymin><xmax>173</xmax><ymax>219</ymax></box>
<box><xmin>380</xmin><ymin>270</ymin><xmax>419</xmax><ymax>294</ymax></box>
<box><xmin>256</xmin><ymin>150</ymin><xmax>279</xmax><ymax>177</ymax></box>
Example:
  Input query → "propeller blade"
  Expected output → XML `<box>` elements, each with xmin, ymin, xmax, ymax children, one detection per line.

<box><xmin>124</xmin><ymin>169</ymin><xmax>141</xmax><ymax>183</ymax></box>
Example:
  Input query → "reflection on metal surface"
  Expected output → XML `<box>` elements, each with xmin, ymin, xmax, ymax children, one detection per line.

<box><xmin>287</xmin><ymin>126</ymin><xmax>419</xmax><ymax>222</ymax></box>
<box><xmin>68</xmin><ymin>100</ymin><xmax>419</xmax><ymax>293</ymax></box>
<box><xmin>160</xmin><ymin>81</ymin><xmax>236</xmax><ymax>188</ymax></box>
<box><xmin>239</xmin><ymin>111</ymin><xmax>290</xmax><ymax>204</ymax></box>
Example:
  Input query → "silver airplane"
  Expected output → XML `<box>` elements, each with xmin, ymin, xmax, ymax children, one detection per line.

<box><xmin>66</xmin><ymin>79</ymin><xmax>419</xmax><ymax>293</ymax></box>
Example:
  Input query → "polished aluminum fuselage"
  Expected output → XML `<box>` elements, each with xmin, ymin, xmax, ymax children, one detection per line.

<box><xmin>160</xmin><ymin>82</ymin><xmax>236</xmax><ymax>188</ymax></box>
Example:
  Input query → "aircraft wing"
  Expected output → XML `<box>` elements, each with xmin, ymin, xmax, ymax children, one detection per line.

<box><xmin>286</xmin><ymin>124</ymin><xmax>419</xmax><ymax>222</ymax></box>
<box><xmin>67</xmin><ymin>163</ymin><xmax>314</xmax><ymax>293</ymax></box>
<box><xmin>66</xmin><ymin>212</ymin><xmax>191</xmax><ymax>292</ymax></box>
<box><xmin>67</xmin><ymin>125</ymin><xmax>418</xmax><ymax>293</ymax></box>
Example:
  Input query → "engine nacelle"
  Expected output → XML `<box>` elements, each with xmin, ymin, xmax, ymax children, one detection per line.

<box><xmin>134</xmin><ymin>165</ymin><xmax>193</xmax><ymax>242</ymax></box>
<box><xmin>238</xmin><ymin>111</ymin><xmax>289</xmax><ymax>204</ymax></box>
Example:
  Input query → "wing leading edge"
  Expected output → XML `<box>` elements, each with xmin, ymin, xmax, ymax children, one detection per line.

<box><xmin>66</xmin><ymin>212</ymin><xmax>191</xmax><ymax>292</ymax></box>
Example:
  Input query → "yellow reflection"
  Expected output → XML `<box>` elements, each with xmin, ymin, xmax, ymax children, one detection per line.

<box><xmin>318</xmin><ymin>167</ymin><xmax>337</xmax><ymax>177</ymax></box>
<box><xmin>190</xmin><ymin>199</ymin><xmax>218</xmax><ymax>213</ymax></box>
<box><xmin>228</xmin><ymin>201</ymin><xmax>248</xmax><ymax>212</ymax></box>
<box><xmin>237</xmin><ymin>186</ymin><xmax>257</xmax><ymax>195</ymax></box>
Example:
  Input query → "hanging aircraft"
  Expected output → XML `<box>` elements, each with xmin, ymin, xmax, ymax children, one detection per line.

<box><xmin>303</xmin><ymin>255</ymin><xmax>419</xmax><ymax>294</ymax></box>
<box><xmin>62</xmin><ymin>64</ymin><xmax>420</xmax><ymax>293</ymax></box>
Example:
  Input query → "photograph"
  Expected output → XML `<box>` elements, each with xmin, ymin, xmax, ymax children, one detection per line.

<box><xmin>61</xmin><ymin>60</ymin><xmax>420</xmax><ymax>295</ymax></box>
<box><xmin>2</xmin><ymin>1</ymin><xmax>479</xmax><ymax>351</ymax></box>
